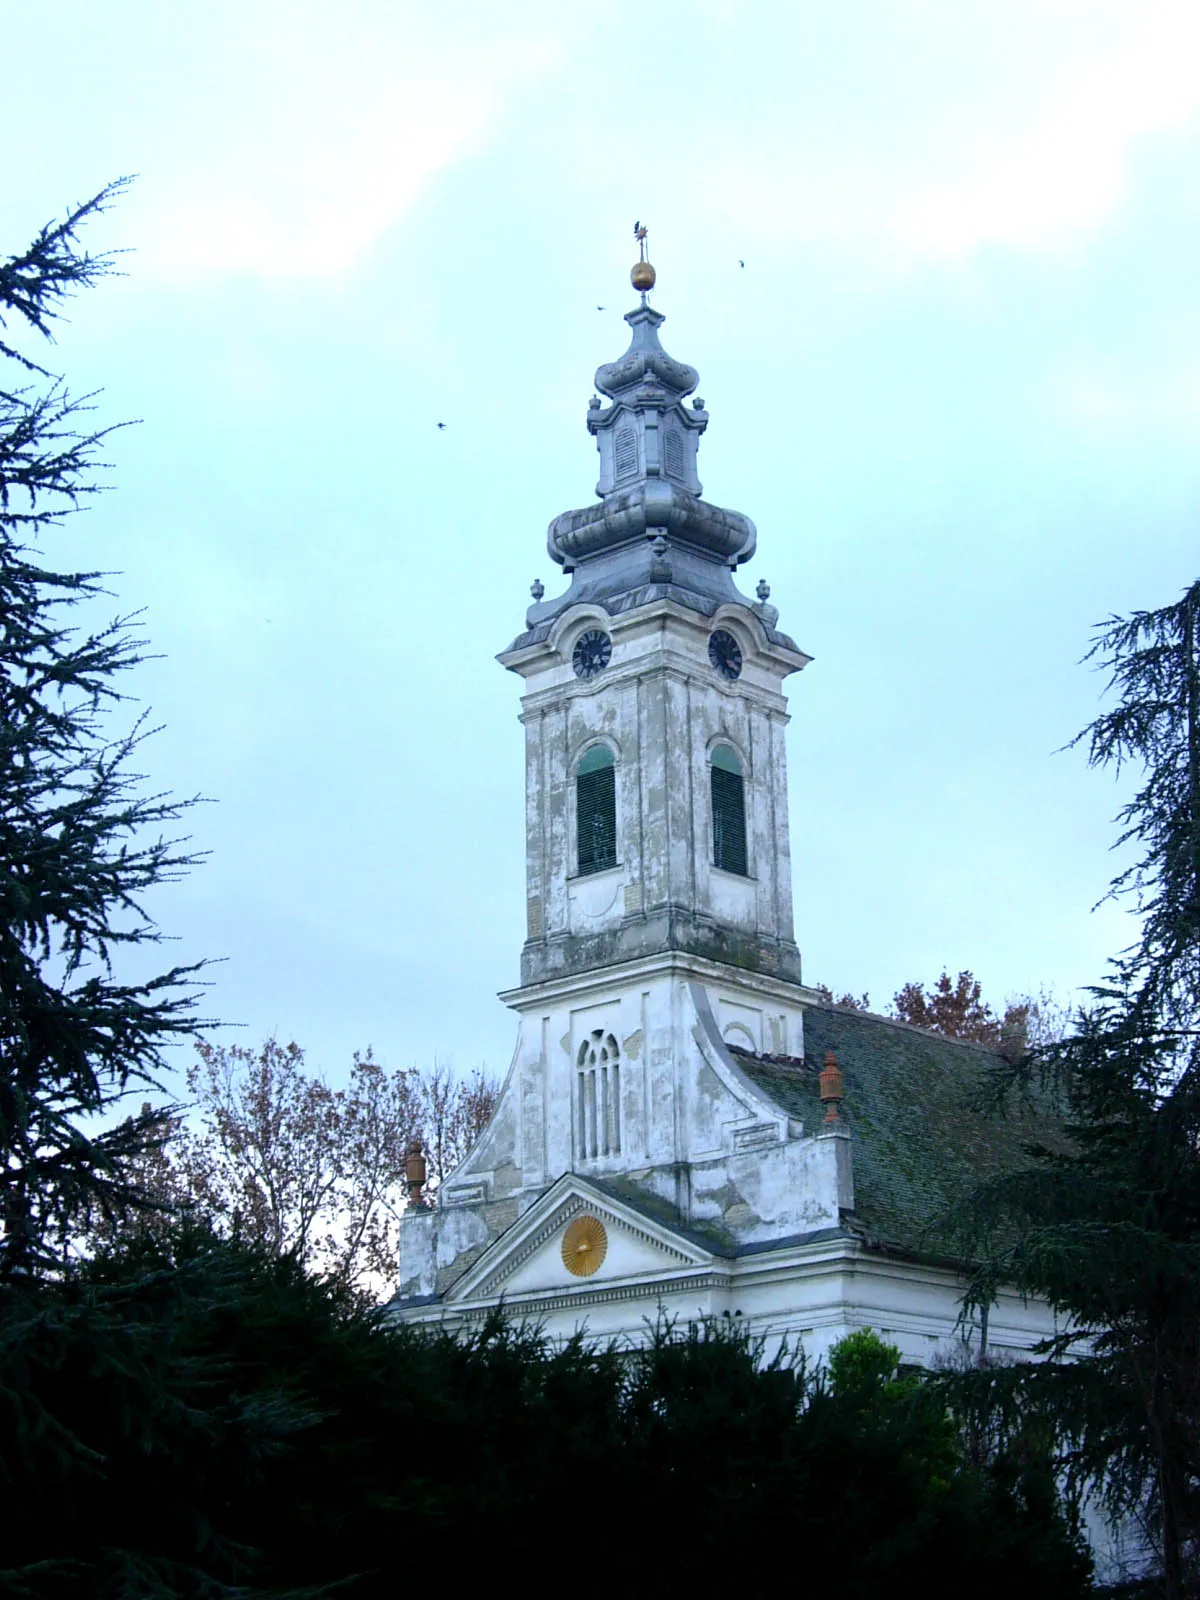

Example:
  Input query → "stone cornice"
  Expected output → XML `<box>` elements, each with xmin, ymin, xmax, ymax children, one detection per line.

<box><xmin>500</xmin><ymin>946</ymin><xmax>822</xmax><ymax>1012</ymax></box>
<box><xmin>515</xmin><ymin>658</ymin><xmax>793</xmax><ymax>720</ymax></box>
<box><xmin>406</xmin><ymin>1269</ymin><xmax>733</xmax><ymax>1327</ymax></box>
<box><xmin>499</xmin><ymin>595</ymin><xmax>809</xmax><ymax>679</ymax></box>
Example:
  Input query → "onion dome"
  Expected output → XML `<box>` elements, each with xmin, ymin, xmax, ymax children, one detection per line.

<box><xmin>511</xmin><ymin>235</ymin><xmax>796</xmax><ymax>651</ymax></box>
<box><xmin>546</xmin><ymin>287</ymin><xmax>756</xmax><ymax>577</ymax></box>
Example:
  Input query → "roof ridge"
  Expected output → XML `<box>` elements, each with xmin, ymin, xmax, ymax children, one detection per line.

<box><xmin>805</xmin><ymin>998</ymin><xmax>1005</xmax><ymax>1058</ymax></box>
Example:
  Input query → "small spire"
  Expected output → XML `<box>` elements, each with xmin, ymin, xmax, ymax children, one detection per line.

<box><xmin>631</xmin><ymin>220</ymin><xmax>656</xmax><ymax>297</ymax></box>
<box><xmin>544</xmin><ymin>251</ymin><xmax>756</xmax><ymax>580</ymax></box>
<box><xmin>819</xmin><ymin>1049</ymin><xmax>845</xmax><ymax>1123</ymax></box>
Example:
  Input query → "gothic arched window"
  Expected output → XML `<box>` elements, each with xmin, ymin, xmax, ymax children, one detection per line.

<box><xmin>711</xmin><ymin>744</ymin><xmax>748</xmax><ymax>876</ymax></box>
<box><xmin>577</xmin><ymin>1029</ymin><xmax>621</xmax><ymax>1159</ymax></box>
<box><xmin>576</xmin><ymin>744</ymin><xmax>617</xmax><ymax>875</ymax></box>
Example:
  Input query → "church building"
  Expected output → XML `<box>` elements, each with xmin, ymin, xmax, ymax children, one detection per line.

<box><xmin>391</xmin><ymin>239</ymin><xmax>1055</xmax><ymax>1369</ymax></box>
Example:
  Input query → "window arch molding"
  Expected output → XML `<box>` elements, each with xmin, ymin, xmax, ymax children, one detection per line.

<box><xmin>548</xmin><ymin>607</ymin><xmax>612</xmax><ymax>663</ymax></box>
<box><xmin>708</xmin><ymin>609</ymin><xmax>762</xmax><ymax>660</ymax></box>
<box><xmin>705</xmin><ymin>731</ymin><xmax>751</xmax><ymax>778</ymax></box>
<box><xmin>572</xmin><ymin>732</ymin><xmax>623</xmax><ymax>770</ymax></box>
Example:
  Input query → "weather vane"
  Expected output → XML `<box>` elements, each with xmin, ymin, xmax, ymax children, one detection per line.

<box><xmin>631</xmin><ymin>221</ymin><xmax>655</xmax><ymax>295</ymax></box>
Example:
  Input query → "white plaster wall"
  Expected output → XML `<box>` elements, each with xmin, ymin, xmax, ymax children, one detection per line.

<box><xmin>688</xmin><ymin>1140</ymin><xmax>844</xmax><ymax>1239</ymax></box>
<box><xmin>445</xmin><ymin>961</ymin><xmax>812</xmax><ymax>1192</ymax></box>
<box><xmin>400</xmin><ymin>1237</ymin><xmax>1060</xmax><ymax>1382</ymax></box>
<box><xmin>567</xmin><ymin>865</ymin><xmax>623</xmax><ymax>932</ymax></box>
<box><xmin>407</xmin><ymin>958</ymin><xmax>824</xmax><ymax>1301</ymax></box>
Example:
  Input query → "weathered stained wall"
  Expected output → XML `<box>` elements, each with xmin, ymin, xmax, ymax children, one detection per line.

<box><xmin>398</xmin><ymin>958</ymin><xmax>836</xmax><ymax>1301</ymax></box>
<box><xmin>506</xmin><ymin>599</ymin><xmax>806</xmax><ymax>987</ymax></box>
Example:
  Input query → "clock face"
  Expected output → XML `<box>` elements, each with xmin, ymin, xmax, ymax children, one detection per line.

<box><xmin>572</xmin><ymin>629</ymin><xmax>612</xmax><ymax>680</ymax></box>
<box><xmin>708</xmin><ymin>629</ymin><xmax>743</xmax><ymax>681</ymax></box>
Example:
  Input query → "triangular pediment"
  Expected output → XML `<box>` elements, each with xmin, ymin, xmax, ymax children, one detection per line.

<box><xmin>445</xmin><ymin>1175</ymin><xmax>718</xmax><ymax>1305</ymax></box>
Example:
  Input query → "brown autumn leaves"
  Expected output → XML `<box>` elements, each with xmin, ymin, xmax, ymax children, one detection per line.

<box><xmin>817</xmin><ymin>969</ymin><xmax>1067</xmax><ymax>1054</ymax></box>
<box><xmin>91</xmin><ymin>1042</ymin><xmax>498</xmax><ymax>1298</ymax></box>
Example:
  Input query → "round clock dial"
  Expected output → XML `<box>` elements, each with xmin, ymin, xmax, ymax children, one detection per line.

<box><xmin>572</xmin><ymin>629</ymin><xmax>612</xmax><ymax>680</ymax></box>
<box><xmin>708</xmin><ymin>629</ymin><xmax>743</xmax><ymax>681</ymax></box>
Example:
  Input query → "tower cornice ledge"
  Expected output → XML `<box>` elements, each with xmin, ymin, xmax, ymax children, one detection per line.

<box><xmin>499</xmin><ymin>596</ymin><xmax>811</xmax><ymax>678</ymax></box>
<box><xmin>509</xmin><ymin>915</ymin><xmax>810</xmax><ymax>996</ymax></box>
<box><xmin>499</xmin><ymin>946</ymin><xmax>824</xmax><ymax>1012</ymax></box>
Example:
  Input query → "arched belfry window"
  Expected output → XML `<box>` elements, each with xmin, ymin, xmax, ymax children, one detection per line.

<box><xmin>577</xmin><ymin>1029</ymin><xmax>621</xmax><ymax>1158</ymax></box>
<box><xmin>711</xmin><ymin>744</ymin><xmax>748</xmax><ymax>876</ymax></box>
<box><xmin>576</xmin><ymin>744</ymin><xmax>616</xmax><ymax>876</ymax></box>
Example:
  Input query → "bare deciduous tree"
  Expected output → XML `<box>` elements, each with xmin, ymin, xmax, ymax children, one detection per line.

<box><xmin>90</xmin><ymin>1040</ymin><xmax>498</xmax><ymax>1296</ymax></box>
<box><xmin>416</xmin><ymin>1058</ymin><xmax>501</xmax><ymax>1186</ymax></box>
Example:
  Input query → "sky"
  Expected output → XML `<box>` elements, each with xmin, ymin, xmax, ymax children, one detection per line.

<box><xmin>3</xmin><ymin>0</ymin><xmax>1198</xmax><ymax>1084</ymax></box>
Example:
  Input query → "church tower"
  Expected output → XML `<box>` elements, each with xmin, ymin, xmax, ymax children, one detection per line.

<box><xmin>506</xmin><ymin>256</ymin><xmax>809</xmax><ymax>993</ymax></box>
<box><xmin>502</xmin><ymin>256</ymin><xmax>812</xmax><ymax>992</ymax></box>
<box><xmin>393</xmin><ymin>235</ymin><xmax>1075</xmax><ymax>1402</ymax></box>
<box><xmin>395</xmin><ymin>237</ymin><xmax>850</xmax><ymax>1313</ymax></box>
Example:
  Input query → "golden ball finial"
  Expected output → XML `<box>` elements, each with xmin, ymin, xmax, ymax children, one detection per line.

<box><xmin>631</xmin><ymin>222</ymin><xmax>654</xmax><ymax>293</ymax></box>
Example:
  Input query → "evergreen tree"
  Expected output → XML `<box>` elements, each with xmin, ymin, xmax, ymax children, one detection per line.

<box><xmin>960</xmin><ymin>580</ymin><xmax>1200</xmax><ymax>1598</ymax></box>
<box><xmin>1</xmin><ymin>1231</ymin><xmax>1091</xmax><ymax>1599</ymax></box>
<box><xmin>0</xmin><ymin>184</ymin><xmax>203</xmax><ymax>1277</ymax></box>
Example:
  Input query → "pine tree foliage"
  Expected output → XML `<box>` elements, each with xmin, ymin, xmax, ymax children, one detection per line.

<box><xmin>958</xmin><ymin>579</ymin><xmax>1200</xmax><ymax>1598</ymax></box>
<box><xmin>960</xmin><ymin>1014</ymin><xmax>1200</xmax><ymax>1584</ymax></box>
<box><xmin>1075</xmin><ymin>581</ymin><xmax>1200</xmax><ymax>1027</ymax></box>
<box><xmin>0</xmin><ymin>1232</ymin><xmax>1092</xmax><ymax>1599</ymax></box>
<box><xmin>0</xmin><ymin>184</ymin><xmax>204</xmax><ymax>1277</ymax></box>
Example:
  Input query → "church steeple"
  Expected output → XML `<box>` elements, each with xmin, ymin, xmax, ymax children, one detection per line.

<box><xmin>587</xmin><ymin>301</ymin><xmax>709</xmax><ymax>501</ymax></box>
<box><xmin>522</xmin><ymin>233</ymin><xmax>779</xmax><ymax>642</ymax></box>
<box><xmin>394</xmin><ymin>242</ymin><xmax>835</xmax><ymax>1323</ymax></box>
<box><xmin>500</xmin><ymin>236</ymin><xmax>809</xmax><ymax>990</ymax></box>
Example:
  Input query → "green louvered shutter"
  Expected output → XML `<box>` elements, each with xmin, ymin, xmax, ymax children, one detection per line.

<box><xmin>577</xmin><ymin>747</ymin><xmax>617</xmax><ymax>875</ymax></box>
<box><xmin>711</xmin><ymin>748</ymin><xmax>748</xmax><ymax>876</ymax></box>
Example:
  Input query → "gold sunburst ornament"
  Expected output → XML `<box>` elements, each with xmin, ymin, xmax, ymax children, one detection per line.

<box><xmin>562</xmin><ymin>1214</ymin><xmax>608</xmax><ymax>1277</ymax></box>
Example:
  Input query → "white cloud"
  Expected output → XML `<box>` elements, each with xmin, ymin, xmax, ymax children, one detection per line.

<box><xmin>703</xmin><ymin>0</ymin><xmax>1200</xmax><ymax>263</ymax></box>
<box><xmin>894</xmin><ymin>2</ymin><xmax>1200</xmax><ymax>259</ymax></box>
<box><xmin>135</xmin><ymin>1</ymin><xmax>569</xmax><ymax>281</ymax></box>
<box><xmin>1053</xmin><ymin>365</ymin><xmax>1200</xmax><ymax>433</ymax></box>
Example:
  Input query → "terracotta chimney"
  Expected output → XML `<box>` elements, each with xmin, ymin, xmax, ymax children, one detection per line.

<box><xmin>818</xmin><ymin>1049</ymin><xmax>844</xmax><ymax>1124</ymax></box>
<box><xmin>404</xmin><ymin>1140</ymin><xmax>427</xmax><ymax>1205</ymax></box>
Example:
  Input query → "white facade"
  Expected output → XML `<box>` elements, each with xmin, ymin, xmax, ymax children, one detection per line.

<box><xmin>392</xmin><ymin>281</ymin><xmax>1059</xmax><ymax>1375</ymax></box>
<box><xmin>401</xmin><ymin>1171</ymin><xmax>1054</xmax><ymax>1373</ymax></box>
<box><xmin>382</xmin><ymin>268</ymin><xmax>1153</xmax><ymax>1592</ymax></box>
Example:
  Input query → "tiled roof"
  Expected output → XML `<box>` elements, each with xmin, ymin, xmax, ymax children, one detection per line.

<box><xmin>733</xmin><ymin>1003</ymin><xmax>1052</xmax><ymax>1263</ymax></box>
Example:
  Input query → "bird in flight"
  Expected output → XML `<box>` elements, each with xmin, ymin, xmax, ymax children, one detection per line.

<box><xmin>436</xmin><ymin>422</ymin><xmax>447</xmax><ymax>430</ymax></box>
<box><xmin>596</xmin><ymin>304</ymin><xmax>606</xmax><ymax>311</ymax></box>
<box><xmin>738</xmin><ymin>259</ymin><xmax>745</xmax><ymax>268</ymax></box>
